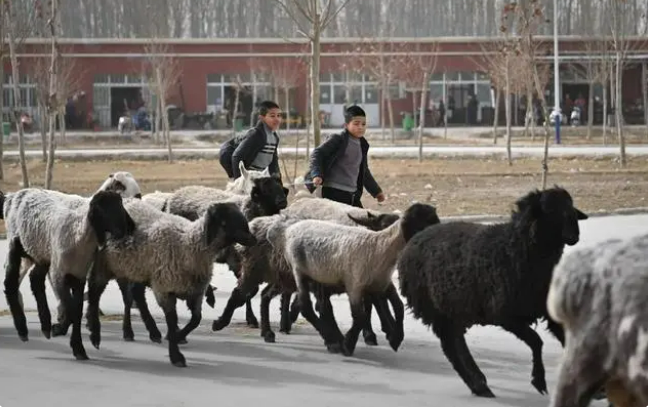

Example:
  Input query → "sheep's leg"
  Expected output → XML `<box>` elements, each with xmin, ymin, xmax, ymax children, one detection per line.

<box><xmin>546</xmin><ymin>317</ymin><xmax>565</xmax><ymax>347</ymax></box>
<box><xmin>130</xmin><ymin>283</ymin><xmax>162</xmax><ymax>344</ymax></box>
<box><xmin>279</xmin><ymin>292</ymin><xmax>294</xmax><ymax>334</ymax></box>
<box><xmin>342</xmin><ymin>291</ymin><xmax>370</xmax><ymax>357</ymax></box>
<box><xmin>4</xmin><ymin>237</ymin><xmax>29</xmax><ymax>341</ymax></box>
<box><xmin>176</xmin><ymin>294</ymin><xmax>203</xmax><ymax>343</ymax></box>
<box><xmin>294</xmin><ymin>276</ymin><xmax>337</xmax><ymax>346</ymax></box>
<box><xmin>29</xmin><ymin>264</ymin><xmax>52</xmax><ymax>339</ymax></box>
<box><xmin>260</xmin><ymin>284</ymin><xmax>281</xmax><ymax>343</ymax></box>
<box><xmin>245</xmin><ymin>297</ymin><xmax>259</xmax><ymax>328</ymax></box>
<box><xmin>66</xmin><ymin>274</ymin><xmax>89</xmax><ymax>361</ymax></box>
<box><xmin>212</xmin><ymin>278</ymin><xmax>259</xmax><ymax>331</ymax></box>
<box><xmin>433</xmin><ymin>319</ymin><xmax>494</xmax><ymax>397</ymax></box>
<box><xmin>549</xmin><ymin>339</ymin><xmax>607</xmax><ymax>407</ymax></box>
<box><xmin>155</xmin><ymin>293</ymin><xmax>186</xmax><ymax>367</ymax></box>
<box><xmin>502</xmin><ymin>322</ymin><xmax>548</xmax><ymax>395</ymax></box>
<box><xmin>362</xmin><ymin>295</ymin><xmax>378</xmax><ymax>346</ymax></box>
<box><xmin>117</xmin><ymin>278</ymin><xmax>136</xmax><ymax>342</ymax></box>
<box><xmin>289</xmin><ymin>293</ymin><xmax>301</xmax><ymax>323</ymax></box>
<box><xmin>382</xmin><ymin>282</ymin><xmax>405</xmax><ymax>351</ymax></box>
<box><xmin>86</xmin><ymin>271</ymin><xmax>109</xmax><ymax>350</ymax></box>
<box><xmin>315</xmin><ymin>291</ymin><xmax>348</xmax><ymax>354</ymax></box>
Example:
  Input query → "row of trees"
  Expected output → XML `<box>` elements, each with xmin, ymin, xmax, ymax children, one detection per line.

<box><xmin>12</xmin><ymin>0</ymin><xmax>648</xmax><ymax>39</ymax></box>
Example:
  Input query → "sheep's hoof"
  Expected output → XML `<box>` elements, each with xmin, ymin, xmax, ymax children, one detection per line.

<box><xmin>531</xmin><ymin>376</ymin><xmax>548</xmax><ymax>395</ymax></box>
<box><xmin>149</xmin><ymin>333</ymin><xmax>162</xmax><ymax>344</ymax></box>
<box><xmin>363</xmin><ymin>333</ymin><xmax>378</xmax><ymax>346</ymax></box>
<box><xmin>389</xmin><ymin>330</ymin><xmax>404</xmax><ymax>352</ymax></box>
<box><xmin>51</xmin><ymin>323</ymin><xmax>68</xmax><ymax>337</ymax></box>
<box><xmin>247</xmin><ymin>319</ymin><xmax>259</xmax><ymax>329</ymax></box>
<box><xmin>42</xmin><ymin>329</ymin><xmax>51</xmax><ymax>340</ymax></box>
<box><xmin>262</xmin><ymin>331</ymin><xmax>275</xmax><ymax>343</ymax></box>
<box><xmin>473</xmin><ymin>385</ymin><xmax>495</xmax><ymax>398</ymax></box>
<box><xmin>90</xmin><ymin>332</ymin><xmax>101</xmax><ymax>349</ymax></box>
<box><xmin>279</xmin><ymin>327</ymin><xmax>291</xmax><ymax>334</ymax></box>
<box><xmin>73</xmin><ymin>348</ymin><xmax>89</xmax><ymax>361</ymax></box>
<box><xmin>123</xmin><ymin>331</ymin><xmax>135</xmax><ymax>342</ymax></box>
<box><xmin>211</xmin><ymin>319</ymin><xmax>227</xmax><ymax>331</ymax></box>
<box><xmin>326</xmin><ymin>342</ymin><xmax>343</xmax><ymax>354</ymax></box>
<box><xmin>18</xmin><ymin>334</ymin><xmax>28</xmax><ymax>342</ymax></box>
<box><xmin>178</xmin><ymin>338</ymin><xmax>188</xmax><ymax>345</ymax></box>
<box><xmin>171</xmin><ymin>355</ymin><xmax>187</xmax><ymax>368</ymax></box>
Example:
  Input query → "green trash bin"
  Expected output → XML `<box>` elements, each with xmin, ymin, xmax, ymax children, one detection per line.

<box><xmin>402</xmin><ymin>113</ymin><xmax>414</xmax><ymax>131</ymax></box>
<box><xmin>234</xmin><ymin>118</ymin><xmax>244</xmax><ymax>132</ymax></box>
<box><xmin>2</xmin><ymin>122</ymin><xmax>10</xmax><ymax>137</ymax></box>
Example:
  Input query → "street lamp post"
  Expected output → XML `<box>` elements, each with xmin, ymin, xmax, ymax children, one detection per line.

<box><xmin>552</xmin><ymin>0</ymin><xmax>561</xmax><ymax>144</ymax></box>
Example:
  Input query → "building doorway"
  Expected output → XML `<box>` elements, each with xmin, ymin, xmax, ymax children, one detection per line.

<box><xmin>110</xmin><ymin>87</ymin><xmax>142</xmax><ymax>127</ymax></box>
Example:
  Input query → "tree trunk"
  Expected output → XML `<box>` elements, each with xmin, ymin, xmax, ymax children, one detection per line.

<box><xmin>615</xmin><ymin>52</ymin><xmax>626</xmax><ymax>167</ymax></box>
<box><xmin>586</xmin><ymin>81</ymin><xmax>594</xmax><ymax>140</ymax></box>
<box><xmin>418</xmin><ymin>72</ymin><xmax>429</xmax><ymax>162</ymax></box>
<box><xmin>493</xmin><ymin>88</ymin><xmax>500</xmax><ymax>144</ymax></box>
<box><xmin>161</xmin><ymin>98</ymin><xmax>173</xmax><ymax>163</ymax></box>
<box><xmin>523</xmin><ymin>92</ymin><xmax>532</xmax><ymax>139</ymax></box>
<box><xmin>45</xmin><ymin>113</ymin><xmax>56</xmax><ymax>189</ymax></box>
<box><xmin>39</xmin><ymin>103</ymin><xmax>48</xmax><ymax>162</ymax></box>
<box><xmin>603</xmin><ymin>83</ymin><xmax>608</xmax><ymax>145</ymax></box>
<box><xmin>643</xmin><ymin>62</ymin><xmax>648</xmax><ymax>138</ymax></box>
<box><xmin>284</xmin><ymin>88</ymin><xmax>290</xmax><ymax>133</ymax></box>
<box><xmin>305</xmin><ymin>79</ymin><xmax>311</xmax><ymax>158</ymax></box>
<box><xmin>505</xmin><ymin>59</ymin><xmax>512</xmax><ymax>166</ymax></box>
<box><xmin>6</xmin><ymin>22</ymin><xmax>29</xmax><ymax>187</ymax></box>
<box><xmin>310</xmin><ymin>26</ymin><xmax>322</xmax><ymax>146</ymax></box>
<box><xmin>155</xmin><ymin>97</ymin><xmax>162</xmax><ymax>144</ymax></box>
<box><xmin>387</xmin><ymin>94</ymin><xmax>395</xmax><ymax>143</ymax></box>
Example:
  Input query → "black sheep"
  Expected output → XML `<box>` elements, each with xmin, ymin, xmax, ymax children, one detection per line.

<box><xmin>397</xmin><ymin>186</ymin><xmax>588</xmax><ymax>398</ymax></box>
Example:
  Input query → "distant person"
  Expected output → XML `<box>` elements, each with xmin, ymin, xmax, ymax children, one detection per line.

<box><xmin>304</xmin><ymin>105</ymin><xmax>385</xmax><ymax>207</ymax></box>
<box><xmin>219</xmin><ymin>100</ymin><xmax>283</xmax><ymax>181</ymax></box>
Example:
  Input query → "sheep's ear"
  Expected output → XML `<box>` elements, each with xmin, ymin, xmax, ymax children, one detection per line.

<box><xmin>88</xmin><ymin>204</ymin><xmax>108</xmax><ymax>247</ymax></box>
<box><xmin>282</xmin><ymin>187</ymin><xmax>290</xmax><ymax>198</ymax></box>
<box><xmin>347</xmin><ymin>213</ymin><xmax>372</xmax><ymax>228</ymax></box>
<box><xmin>575</xmin><ymin>207</ymin><xmax>588</xmax><ymax>220</ymax></box>
<box><xmin>239</xmin><ymin>161</ymin><xmax>248</xmax><ymax>177</ymax></box>
<box><xmin>366</xmin><ymin>212</ymin><xmax>376</xmax><ymax>219</ymax></box>
<box><xmin>205</xmin><ymin>206</ymin><xmax>223</xmax><ymax>245</ymax></box>
<box><xmin>261</xmin><ymin>167</ymin><xmax>271</xmax><ymax>176</ymax></box>
<box><xmin>134</xmin><ymin>193</ymin><xmax>142</xmax><ymax>199</ymax></box>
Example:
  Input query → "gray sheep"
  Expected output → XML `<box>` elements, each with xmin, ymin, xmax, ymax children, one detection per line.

<box><xmin>547</xmin><ymin>233</ymin><xmax>648</xmax><ymax>407</ymax></box>
<box><xmin>271</xmin><ymin>202</ymin><xmax>440</xmax><ymax>356</ymax></box>
<box><xmin>397</xmin><ymin>186</ymin><xmax>588</xmax><ymax>398</ymax></box>
<box><xmin>1</xmin><ymin>188</ymin><xmax>135</xmax><ymax>360</ymax></box>
<box><xmin>83</xmin><ymin>199</ymin><xmax>257</xmax><ymax>367</ymax></box>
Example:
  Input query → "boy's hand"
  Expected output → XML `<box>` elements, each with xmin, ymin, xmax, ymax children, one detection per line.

<box><xmin>313</xmin><ymin>177</ymin><xmax>323</xmax><ymax>186</ymax></box>
<box><xmin>376</xmin><ymin>192</ymin><xmax>386</xmax><ymax>203</ymax></box>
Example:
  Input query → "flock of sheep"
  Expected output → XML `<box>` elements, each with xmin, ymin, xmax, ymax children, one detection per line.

<box><xmin>2</xmin><ymin>161</ymin><xmax>648</xmax><ymax>407</ymax></box>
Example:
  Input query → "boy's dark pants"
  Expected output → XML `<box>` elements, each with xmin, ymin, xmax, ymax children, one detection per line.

<box><xmin>219</xmin><ymin>146</ymin><xmax>235</xmax><ymax>179</ymax></box>
<box><xmin>322</xmin><ymin>186</ymin><xmax>363</xmax><ymax>208</ymax></box>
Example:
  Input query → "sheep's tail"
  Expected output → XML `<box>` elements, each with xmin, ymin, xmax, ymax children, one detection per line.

<box><xmin>0</xmin><ymin>189</ymin><xmax>5</xmax><ymax>219</ymax></box>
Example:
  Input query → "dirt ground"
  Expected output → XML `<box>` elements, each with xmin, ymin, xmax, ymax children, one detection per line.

<box><xmin>0</xmin><ymin>155</ymin><xmax>646</xmax><ymax>228</ymax></box>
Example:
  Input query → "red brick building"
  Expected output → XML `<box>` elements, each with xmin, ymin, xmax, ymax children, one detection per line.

<box><xmin>3</xmin><ymin>36</ymin><xmax>648</xmax><ymax>130</ymax></box>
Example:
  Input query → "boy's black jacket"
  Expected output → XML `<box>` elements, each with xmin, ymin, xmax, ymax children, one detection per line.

<box><xmin>305</xmin><ymin>129</ymin><xmax>381</xmax><ymax>198</ymax></box>
<box><xmin>226</xmin><ymin>121</ymin><xmax>281</xmax><ymax>179</ymax></box>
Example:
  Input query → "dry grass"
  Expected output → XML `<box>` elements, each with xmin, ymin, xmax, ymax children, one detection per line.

<box><xmin>0</xmin><ymin>155</ymin><xmax>646</xmax><ymax>235</ymax></box>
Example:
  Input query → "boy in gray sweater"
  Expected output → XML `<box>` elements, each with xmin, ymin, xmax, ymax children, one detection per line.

<box><xmin>306</xmin><ymin>105</ymin><xmax>385</xmax><ymax>207</ymax></box>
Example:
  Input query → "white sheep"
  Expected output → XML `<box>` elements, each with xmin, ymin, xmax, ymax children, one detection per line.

<box><xmin>1</xmin><ymin>188</ymin><xmax>135</xmax><ymax>361</ymax></box>
<box><xmin>84</xmin><ymin>199</ymin><xmax>257</xmax><ymax>367</ymax></box>
<box><xmin>141</xmin><ymin>191</ymin><xmax>172</xmax><ymax>211</ymax></box>
<box><xmin>268</xmin><ymin>203</ymin><xmax>440</xmax><ymax>356</ymax></box>
<box><xmin>97</xmin><ymin>171</ymin><xmax>142</xmax><ymax>198</ymax></box>
<box><xmin>225</xmin><ymin>161</ymin><xmax>272</xmax><ymax>195</ymax></box>
<box><xmin>547</xmin><ymin>233</ymin><xmax>648</xmax><ymax>407</ymax></box>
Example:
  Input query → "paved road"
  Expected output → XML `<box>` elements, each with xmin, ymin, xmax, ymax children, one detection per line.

<box><xmin>1</xmin><ymin>214</ymin><xmax>645</xmax><ymax>406</ymax></box>
<box><xmin>3</xmin><ymin>144</ymin><xmax>648</xmax><ymax>160</ymax></box>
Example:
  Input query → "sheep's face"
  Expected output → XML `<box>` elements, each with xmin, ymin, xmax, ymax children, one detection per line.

<box><xmin>517</xmin><ymin>187</ymin><xmax>588</xmax><ymax>246</ymax></box>
<box><xmin>540</xmin><ymin>188</ymin><xmax>588</xmax><ymax>246</ymax></box>
<box><xmin>401</xmin><ymin>203</ymin><xmax>441</xmax><ymax>242</ymax></box>
<box><xmin>99</xmin><ymin>172</ymin><xmax>142</xmax><ymax>199</ymax></box>
<box><xmin>250</xmin><ymin>177</ymin><xmax>289</xmax><ymax>215</ymax></box>
<box><xmin>347</xmin><ymin>211</ymin><xmax>401</xmax><ymax>231</ymax></box>
<box><xmin>205</xmin><ymin>203</ymin><xmax>257</xmax><ymax>248</ymax></box>
<box><xmin>88</xmin><ymin>191</ymin><xmax>136</xmax><ymax>246</ymax></box>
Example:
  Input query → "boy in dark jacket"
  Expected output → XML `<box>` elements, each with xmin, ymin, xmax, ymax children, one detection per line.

<box><xmin>219</xmin><ymin>100</ymin><xmax>283</xmax><ymax>180</ymax></box>
<box><xmin>306</xmin><ymin>105</ymin><xmax>385</xmax><ymax>207</ymax></box>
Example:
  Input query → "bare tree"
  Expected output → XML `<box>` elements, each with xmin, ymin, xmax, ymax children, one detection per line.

<box><xmin>273</xmin><ymin>0</ymin><xmax>351</xmax><ymax>146</ymax></box>
<box><xmin>395</xmin><ymin>44</ymin><xmax>439</xmax><ymax>162</ymax></box>
<box><xmin>43</xmin><ymin>0</ymin><xmax>62</xmax><ymax>189</ymax></box>
<box><xmin>3</xmin><ymin>0</ymin><xmax>36</xmax><ymax>187</ymax></box>
<box><xmin>0</xmin><ymin>2</ymin><xmax>7</xmax><ymax>180</ymax></box>
<box><xmin>144</xmin><ymin>41</ymin><xmax>181</xmax><ymax>163</ymax></box>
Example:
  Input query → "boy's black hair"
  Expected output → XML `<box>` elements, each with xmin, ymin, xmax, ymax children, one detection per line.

<box><xmin>258</xmin><ymin>100</ymin><xmax>281</xmax><ymax>116</ymax></box>
<box><xmin>344</xmin><ymin>105</ymin><xmax>366</xmax><ymax>124</ymax></box>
